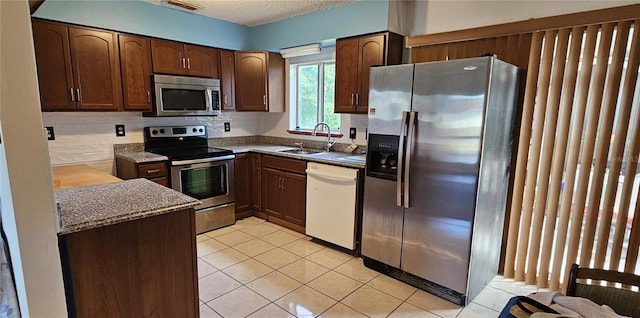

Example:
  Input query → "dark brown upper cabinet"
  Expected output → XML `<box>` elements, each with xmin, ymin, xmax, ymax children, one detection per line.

<box><xmin>151</xmin><ymin>39</ymin><xmax>219</xmax><ymax>78</ymax></box>
<box><xmin>234</xmin><ymin>51</ymin><xmax>284</xmax><ymax>112</ymax></box>
<box><xmin>32</xmin><ymin>20</ymin><xmax>122</xmax><ymax>111</ymax></box>
<box><xmin>118</xmin><ymin>34</ymin><xmax>153</xmax><ymax>111</ymax></box>
<box><xmin>219</xmin><ymin>49</ymin><xmax>236</xmax><ymax>110</ymax></box>
<box><xmin>335</xmin><ymin>32</ymin><xmax>403</xmax><ymax>114</ymax></box>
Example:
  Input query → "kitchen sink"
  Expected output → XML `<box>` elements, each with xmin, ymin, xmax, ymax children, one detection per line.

<box><xmin>278</xmin><ymin>148</ymin><xmax>325</xmax><ymax>155</ymax></box>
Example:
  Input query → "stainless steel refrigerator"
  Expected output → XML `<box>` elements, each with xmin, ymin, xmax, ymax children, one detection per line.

<box><xmin>362</xmin><ymin>56</ymin><xmax>520</xmax><ymax>306</ymax></box>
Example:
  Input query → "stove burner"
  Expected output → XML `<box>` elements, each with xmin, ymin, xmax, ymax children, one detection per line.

<box><xmin>143</xmin><ymin>125</ymin><xmax>233</xmax><ymax>161</ymax></box>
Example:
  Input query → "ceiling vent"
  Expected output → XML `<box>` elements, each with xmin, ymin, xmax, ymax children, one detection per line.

<box><xmin>166</xmin><ymin>0</ymin><xmax>203</xmax><ymax>11</ymax></box>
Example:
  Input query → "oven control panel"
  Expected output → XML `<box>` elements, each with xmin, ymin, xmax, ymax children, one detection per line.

<box><xmin>147</xmin><ymin>125</ymin><xmax>206</xmax><ymax>138</ymax></box>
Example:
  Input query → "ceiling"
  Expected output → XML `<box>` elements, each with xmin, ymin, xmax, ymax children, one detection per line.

<box><xmin>143</xmin><ymin>0</ymin><xmax>360</xmax><ymax>27</ymax></box>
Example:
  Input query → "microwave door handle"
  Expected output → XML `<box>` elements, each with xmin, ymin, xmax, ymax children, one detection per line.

<box><xmin>396</xmin><ymin>111</ymin><xmax>408</xmax><ymax>207</ymax></box>
<box><xmin>205</xmin><ymin>89</ymin><xmax>213</xmax><ymax>112</ymax></box>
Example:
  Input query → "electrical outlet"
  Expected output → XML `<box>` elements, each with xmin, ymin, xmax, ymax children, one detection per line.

<box><xmin>224</xmin><ymin>122</ymin><xmax>231</xmax><ymax>132</ymax></box>
<box><xmin>349</xmin><ymin>127</ymin><xmax>357</xmax><ymax>139</ymax></box>
<box><xmin>45</xmin><ymin>126</ymin><xmax>55</xmax><ymax>141</ymax></box>
<box><xmin>115</xmin><ymin>124</ymin><xmax>125</xmax><ymax>137</ymax></box>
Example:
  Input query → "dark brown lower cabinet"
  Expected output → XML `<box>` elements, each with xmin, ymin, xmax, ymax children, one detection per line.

<box><xmin>261</xmin><ymin>155</ymin><xmax>306</xmax><ymax>233</ymax></box>
<box><xmin>234</xmin><ymin>153</ymin><xmax>262</xmax><ymax>220</ymax></box>
<box><xmin>58</xmin><ymin>208</ymin><xmax>198</xmax><ymax>317</ymax></box>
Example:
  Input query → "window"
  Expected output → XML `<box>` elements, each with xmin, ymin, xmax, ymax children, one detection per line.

<box><xmin>289</xmin><ymin>50</ymin><xmax>339</xmax><ymax>132</ymax></box>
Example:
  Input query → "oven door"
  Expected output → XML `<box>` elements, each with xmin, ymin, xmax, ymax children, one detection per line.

<box><xmin>170</xmin><ymin>155</ymin><xmax>235</xmax><ymax>210</ymax></box>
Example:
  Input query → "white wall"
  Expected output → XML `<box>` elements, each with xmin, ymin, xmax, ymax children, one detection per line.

<box><xmin>409</xmin><ymin>0</ymin><xmax>639</xmax><ymax>36</ymax></box>
<box><xmin>42</xmin><ymin>112</ymin><xmax>261</xmax><ymax>173</ymax></box>
<box><xmin>0</xmin><ymin>1</ymin><xmax>67</xmax><ymax>316</ymax></box>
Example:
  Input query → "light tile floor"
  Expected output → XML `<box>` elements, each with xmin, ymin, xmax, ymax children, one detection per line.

<box><xmin>197</xmin><ymin>217</ymin><xmax>540</xmax><ymax>318</ymax></box>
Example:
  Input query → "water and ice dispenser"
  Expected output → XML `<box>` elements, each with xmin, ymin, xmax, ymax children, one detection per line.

<box><xmin>366</xmin><ymin>134</ymin><xmax>399</xmax><ymax>181</ymax></box>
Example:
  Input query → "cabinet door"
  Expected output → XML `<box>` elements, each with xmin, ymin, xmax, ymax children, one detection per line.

<box><xmin>357</xmin><ymin>34</ymin><xmax>385</xmax><ymax>113</ymax></box>
<box><xmin>185</xmin><ymin>44</ymin><xmax>218</xmax><ymax>78</ymax></box>
<box><xmin>151</xmin><ymin>39</ymin><xmax>186</xmax><ymax>75</ymax></box>
<box><xmin>234</xmin><ymin>154</ymin><xmax>250</xmax><ymax>212</ymax></box>
<box><xmin>262</xmin><ymin>168</ymin><xmax>283</xmax><ymax>218</ymax></box>
<box><xmin>69</xmin><ymin>27</ymin><xmax>121</xmax><ymax>111</ymax></box>
<box><xmin>219</xmin><ymin>49</ymin><xmax>236</xmax><ymax>110</ymax></box>
<box><xmin>235</xmin><ymin>52</ymin><xmax>268</xmax><ymax>111</ymax></box>
<box><xmin>282</xmin><ymin>171</ymin><xmax>306</xmax><ymax>227</ymax></box>
<box><xmin>250</xmin><ymin>154</ymin><xmax>262</xmax><ymax>211</ymax></box>
<box><xmin>119</xmin><ymin>34</ymin><xmax>152</xmax><ymax>111</ymax></box>
<box><xmin>334</xmin><ymin>37</ymin><xmax>359</xmax><ymax>113</ymax></box>
<box><xmin>32</xmin><ymin>21</ymin><xmax>75</xmax><ymax>111</ymax></box>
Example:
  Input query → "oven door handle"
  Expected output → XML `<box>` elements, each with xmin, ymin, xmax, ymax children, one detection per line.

<box><xmin>171</xmin><ymin>155</ymin><xmax>235</xmax><ymax>166</ymax></box>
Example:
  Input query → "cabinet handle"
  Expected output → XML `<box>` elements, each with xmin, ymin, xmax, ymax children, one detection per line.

<box><xmin>70</xmin><ymin>88</ymin><xmax>75</xmax><ymax>102</ymax></box>
<box><xmin>351</xmin><ymin>93</ymin><xmax>355</xmax><ymax>106</ymax></box>
<box><xmin>224</xmin><ymin>94</ymin><xmax>228</xmax><ymax>105</ymax></box>
<box><xmin>355</xmin><ymin>93</ymin><xmax>359</xmax><ymax>106</ymax></box>
<box><xmin>182</xmin><ymin>57</ymin><xmax>186</xmax><ymax>69</ymax></box>
<box><xmin>147</xmin><ymin>169</ymin><xmax>160</xmax><ymax>174</ymax></box>
<box><xmin>186</xmin><ymin>58</ymin><xmax>191</xmax><ymax>70</ymax></box>
<box><xmin>76</xmin><ymin>88</ymin><xmax>81</xmax><ymax>102</ymax></box>
<box><xmin>263</xmin><ymin>95</ymin><xmax>266</xmax><ymax>105</ymax></box>
<box><xmin>281</xmin><ymin>178</ymin><xmax>285</xmax><ymax>190</ymax></box>
<box><xmin>147</xmin><ymin>91</ymin><xmax>151</xmax><ymax>103</ymax></box>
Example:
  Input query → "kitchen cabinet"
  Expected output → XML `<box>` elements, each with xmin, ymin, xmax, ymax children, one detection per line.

<box><xmin>234</xmin><ymin>153</ymin><xmax>262</xmax><ymax>219</ymax></box>
<box><xmin>116</xmin><ymin>159</ymin><xmax>168</xmax><ymax>186</ymax></box>
<box><xmin>234</xmin><ymin>154</ymin><xmax>250</xmax><ymax>216</ymax></box>
<box><xmin>32</xmin><ymin>20</ymin><xmax>122</xmax><ymax>111</ymax></box>
<box><xmin>335</xmin><ymin>32</ymin><xmax>403</xmax><ymax>114</ymax></box>
<box><xmin>58</xmin><ymin>208</ymin><xmax>198</xmax><ymax>317</ymax></box>
<box><xmin>262</xmin><ymin>155</ymin><xmax>306</xmax><ymax>232</ymax></box>
<box><xmin>219</xmin><ymin>49</ymin><xmax>236</xmax><ymax>110</ymax></box>
<box><xmin>235</xmin><ymin>51</ymin><xmax>284</xmax><ymax>112</ymax></box>
<box><xmin>250</xmin><ymin>154</ymin><xmax>262</xmax><ymax>211</ymax></box>
<box><xmin>151</xmin><ymin>39</ymin><xmax>219</xmax><ymax>78</ymax></box>
<box><xmin>118</xmin><ymin>34</ymin><xmax>153</xmax><ymax>111</ymax></box>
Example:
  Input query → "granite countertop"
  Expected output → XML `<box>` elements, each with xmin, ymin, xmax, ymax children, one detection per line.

<box><xmin>115</xmin><ymin>151</ymin><xmax>168</xmax><ymax>163</ymax></box>
<box><xmin>219</xmin><ymin>144</ymin><xmax>366</xmax><ymax>169</ymax></box>
<box><xmin>56</xmin><ymin>178</ymin><xmax>200</xmax><ymax>235</ymax></box>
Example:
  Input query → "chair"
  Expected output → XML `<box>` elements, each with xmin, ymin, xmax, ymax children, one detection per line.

<box><xmin>566</xmin><ymin>263</ymin><xmax>640</xmax><ymax>317</ymax></box>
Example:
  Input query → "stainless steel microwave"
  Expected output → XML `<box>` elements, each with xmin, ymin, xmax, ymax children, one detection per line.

<box><xmin>147</xmin><ymin>74</ymin><xmax>221</xmax><ymax>117</ymax></box>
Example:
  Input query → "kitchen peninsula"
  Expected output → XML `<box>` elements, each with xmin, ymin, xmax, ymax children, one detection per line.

<box><xmin>53</xmin><ymin>165</ymin><xmax>200</xmax><ymax>317</ymax></box>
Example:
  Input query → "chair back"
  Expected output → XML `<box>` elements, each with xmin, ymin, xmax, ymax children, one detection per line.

<box><xmin>566</xmin><ymin>263</ymin><xmax>640</xmax><ymax>317</ymax></box>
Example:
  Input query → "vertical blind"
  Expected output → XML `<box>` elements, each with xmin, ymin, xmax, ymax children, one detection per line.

<box><xmin>411</xmin><ymin>15</ymin><xmax>640</xmax><ymax>290</ymax></box>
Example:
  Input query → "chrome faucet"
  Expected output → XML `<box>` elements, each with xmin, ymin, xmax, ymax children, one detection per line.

<box><xmin>312</xmin><ymin>122</ymin><xmax>335</xmax><ymax>151</ymax></box>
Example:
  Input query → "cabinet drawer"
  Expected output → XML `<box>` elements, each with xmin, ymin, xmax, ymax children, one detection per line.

<box><xmin>138</xmin><ymin>162</ymin><xmax>166</xmax><ymax>178</ymax></box>
<box><xmin>149</xmin><ymin>177</ymin><xmax>168</xmax><ymax>187</ymax></box>
<box><xmin>262</xmin><ymin>155</ymin><xmax>306</xmax><ymax>174</ymax></box>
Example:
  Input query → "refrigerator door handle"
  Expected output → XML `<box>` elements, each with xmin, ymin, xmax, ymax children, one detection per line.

<box><xmin>396</xmin><ymin>111</ymin><xmax>409</xmax><ymax>207</ymax></box>
<box><xmin>403</xmin><ymin>111</ymin><xmax>417</xmax><ymax>208</ymax></box>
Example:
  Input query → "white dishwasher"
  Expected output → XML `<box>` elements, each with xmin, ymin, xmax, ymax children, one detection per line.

<box><xmin>305</xmin><ymin>162</ymin><xmax>358</xmax><ymax>250</ymax></box>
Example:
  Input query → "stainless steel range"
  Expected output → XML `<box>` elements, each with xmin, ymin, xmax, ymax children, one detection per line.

<box><xmin>144</xmin><ymin>125</ymin><xmax>235</xmax><ymax>233</ymax></box>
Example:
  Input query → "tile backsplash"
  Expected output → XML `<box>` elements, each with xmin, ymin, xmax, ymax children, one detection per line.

<box><xmin>42</xmin><ymin>112</ymin><xmax>260</xmax><ymax>173</ymax></box>
<box><xmin>42</xmin><ymin>111</ymin><xmax>368</xmax><ymax>174</ymax></box>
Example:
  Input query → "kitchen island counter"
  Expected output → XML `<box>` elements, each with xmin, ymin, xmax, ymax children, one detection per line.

<box><xmin>56</xmin><ymin>178</ymin><xmax>199</xmax><ymax>235</ymax></box>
